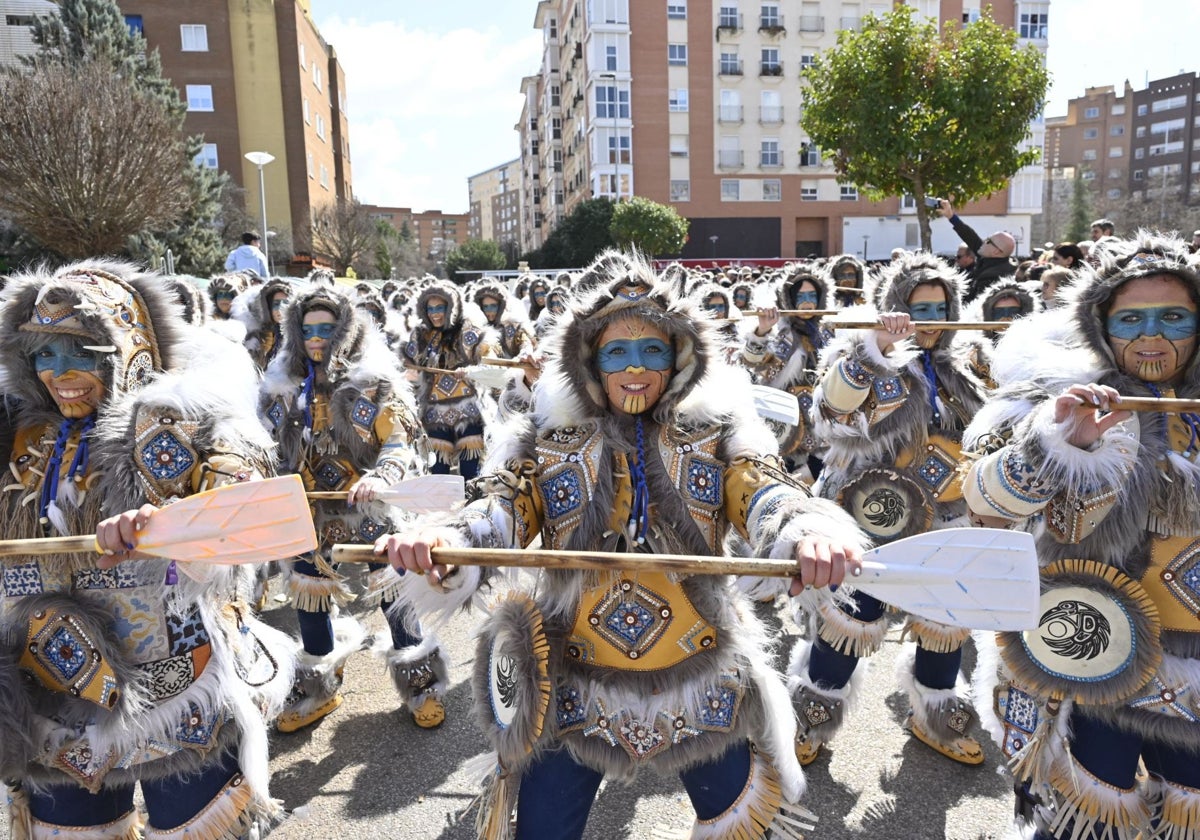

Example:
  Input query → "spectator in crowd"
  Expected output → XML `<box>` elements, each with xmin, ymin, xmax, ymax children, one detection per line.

<box><xmin>1039</xmin><ymin>265</ymin><xmax>1074</xmax><ymax>309</ymax></box>
<box><xmin>1190</xmin><ymin>229</ymin><xmax>1200</xmax><ymax>254</ymax></box>
<box><xmin>1050</xmin><ymin>242</ymin><xmax>1085</xmax><ymax>270</ymax></box>
<box><xmin>937</xmin><ymin>200</ymin><xmax>1017</xmax><ymax>302</ymax></box>
<box><xmin>1090</xmin><ymin>218</ymin><xmax>1115</xmax><ymax>240</ymax></box>
<box><xmin>225</xmin><ymin>231</ymin><xmax>270</xmax><ymax>278</ymax></box>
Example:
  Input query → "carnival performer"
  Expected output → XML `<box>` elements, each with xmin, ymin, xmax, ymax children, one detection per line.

<box><xmin>790</xmin><ymin>251</ymin><xmax>991</xmax><ymax>767</ymax></box>
<box><xmin>962</xmin><ymin>234</ymin><xmax>1200</xmax><ymax>840</ymax></box>
<box><xmin>525</xmin><ymin>276</ymin><xmax>551</xmax><ymax>322</ymax></box>
<box><xmin>206</xmin><ymin>271</ymin><xmax>253</xmax><ymax>323</ymax></box>
<box><xmin>376</xmin><ymin>257</ymin><xmax>868</xmax><ymax>839</ymax></box>
<box><xmin>474</xmin><ymin>282</ymin><xmax>536</xmax><ymax>361</ymax></box>
<box><xmin>233</xmin><ymin>276</ymin><xmax>293</xmax><ymax>371</ymax></box>
<box><xmin>741</xmin><ymin>263</ymin><xmax>835</xmax><ymax>479</ymax></box>
<box><xmin>829</xmin><ymin>254</ymin><xmax>869</xmax><ymax>308</ymax></box>
<box><xmin>400</xmin><ymin>281</ymin><xmax>492</xmax><ymax>481</ymax></box>
<box><xmin>0</xmin><ymin>262</ymin><xmax>294</xmax><ymax>838</ymax></box>
<box><xmin>160</xmin><ymin>276</ymin><xmax>212</xmax><ymax>327</ymax></box>
<box><xmin>260</xmin><ymin>284</ymin><xmax>451</xmax><ymax>731</ymax></box>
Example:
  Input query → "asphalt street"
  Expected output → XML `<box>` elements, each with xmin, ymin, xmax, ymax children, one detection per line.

<box><xmin>2</xmin><ymin>567</ymin><xmax>1021</xmax><ymax>839</ymax></box>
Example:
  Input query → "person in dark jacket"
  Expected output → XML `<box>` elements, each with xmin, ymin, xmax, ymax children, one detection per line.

<box><xmin>937</xmin><ymin>200</ymin><xmax>1016</xmax><ymax>303</ymax></box>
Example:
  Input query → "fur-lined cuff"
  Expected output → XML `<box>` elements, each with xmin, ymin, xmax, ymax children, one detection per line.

<box><xmin>1019</xmin><ymin>400</ymin><xmax>1139</xmax><ymax>495</ymax></box>
<box><xmin>848</xmin><ymin>329</ymin><xmax>919</xmax><ymax>375</ymax></box>
<box><xmin>759</xmin><ymin>501</ymin><xmax>870</xmax><ymax>614</ymax></box>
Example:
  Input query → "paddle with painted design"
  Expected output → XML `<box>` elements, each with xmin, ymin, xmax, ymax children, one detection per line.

<box><xmin>306</xmin><ymin>473</ymin><xmax>465</xmax><ymax>512</ymax></box>
<box><xmin>333</xmin><ymin>528</ymin><xmax>1039</xmax><ymax>631</ymax></box>
<box><xmin>0</xmin><ymin>475</ymin><xmax>317</xmax><ymax>563</ymax></box>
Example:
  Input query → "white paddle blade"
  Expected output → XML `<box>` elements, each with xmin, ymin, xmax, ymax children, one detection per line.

<box><xmin>465</xmin><ymin>364</ymin><xmax>514</xmax><ymax>391</ymax></box>
<box><xmin>138</xmin><ymin>475</ymin><xmax>318</xmax><ymax>565</ymax></box>
<box><xmin>751</xmin><ymin>385</ymin><xmax>800</xmax><ymax>426</ymax></box>
<box><xmin>857</xmin><ymin>528</ymin><xmax>1040</xmax><ymax>631</ymax></box>
<box><xmin>378</xmin><ymin>473</ymin><xmax>465</xmax><ymax>513</ymax></box>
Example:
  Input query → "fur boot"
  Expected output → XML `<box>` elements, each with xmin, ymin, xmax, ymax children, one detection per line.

<box><xmin>381</xmin><ymin>634</ymin><xmax>451</xmax><ymax>729</ymax></box>
<box><xmin>786</xmin><ymin>638</ymin><xmax>865</xmax><ymax>764</ymax></box>
<box><xmin>896</xmin><ymin>643</ymin><xmax>984</xmax><ymax>765</ymax></box>
<box><xmin>276</xmin><ymin>616</ymin><xmax>365</xmax><ymax>733</ymax></box>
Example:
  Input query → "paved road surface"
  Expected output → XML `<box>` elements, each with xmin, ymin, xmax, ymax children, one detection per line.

<box><xmin>3</xmin><ymin>568</ymin><xmax>1020</xmax><ymax>839</ymax></box>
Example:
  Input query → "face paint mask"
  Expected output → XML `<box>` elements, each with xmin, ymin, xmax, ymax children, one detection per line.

<box><xmin>908</xmin><ymin>301</ymin><xmax>948</xmax><ymax>321</ymax></box>
<box><xmin>597</xmin><ymin>321</ymin><xmax>675</xmax><ymax>416</ymax></box>
<box><xmin>597</xmin><ymin>337</ymin><xmax>675</xmax><ymax>373</ymax></box>
<box><xmin>1106</xmin><ymin>306</ymin><xmax>1197</xmax><ymax>342</ymax></box>
<box><xmin>794</xmin><ymin>290</ymin><xmax>820</xmax><ymax>307</ymax></box>
<box><xmin>734</xmin><ymin>292</ymin><xmax>749</xmax><ymax>308</ymax></box>
<box><xmin>33</xmin><ymin>337</ymin><xmax>102</xmax><ymax>377</ymax></box>
<box><xmin>301</xmin><ymin>323</ymin><xmax>338</xmax><ymax>341</ymax></box>
<box><xmin>426</xmin><ymin>304</ymin><xmax>448</xmax><ymax>316</ymax></box>
<box><xmin>992</xmin><ymin>305</ymin><xmax>1023</xmax><ymax>321</ymax></box>
<box><xmin>34</xmin><ymin>336</ymin><xmax>108</xmax><ymax>418</ymax></box>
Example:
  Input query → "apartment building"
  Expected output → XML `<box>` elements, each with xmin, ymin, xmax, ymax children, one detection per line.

<box><xmin>468</xmin><ymin>159</ymin><xmax>523</xmax><ymax>247</ymax></box>
<box><xmin>1044</xmin><ymin>84</ymin><xmax>1132</xmax><ymax>205</ymax></box>
<box><xmin>0</xmin><ymin>0</ymin><xmax>352</xmax><ymax>261</ymax></box>
<box><xmin>1128</xmin><ymin>73</ymin><xmax>1199</xmax><ymax>204</ymax></box>
<box><xmin>365</xmin><ymin>205</ymin><xmax>471</xmax><ymax>266</ymax></box>
<box><xmin>519</xmin><ymin>0</ymin><xmax>1047</xmax><ymax>259</ymax></box>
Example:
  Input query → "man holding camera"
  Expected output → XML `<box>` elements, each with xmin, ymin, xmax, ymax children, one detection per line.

<box><xmin>935</xmin><ymin>199</ymin><xmax>1016</xmax><ymax>303</ymax></box>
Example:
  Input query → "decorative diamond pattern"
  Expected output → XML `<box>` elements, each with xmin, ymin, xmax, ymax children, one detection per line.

<box><xmin>315</xmin><ymin>460</ymin><xmax>349</xmax><ymax>491</ymax></box>
<box><xmin>556</xmin><ymin>685</ymin><xmax>587</xmax><ymax>731</ymax></box>
<box><xmin>45</xmin><ymin>626</ymin><xmax>88</xmax><ymax>681</ymax></box>
<box><xmin>357</xmin><ymin>517</ymin><xmax>387</xmax><ymax>542</ymax></box>
<box><xmin>874</xmin><ymin>376</ymin><xmax>904</xmax><ymax>402</ymax></box>
<box><xmin>587</xmin><ymin>579</ymin><xmax>673</xmax><ymax>660</ymax></box>
<box><xmin>139</xmin><ymin>431</ymin><xmax>195</xmax><ymax>481</ymax></box>
<box><xmin>698</xmin><ymin>684</ymin><xmax>738</xmax><ymax>730</ymax></box>
<box><xmin>351</xmin><ymin>397</ymin><xmax>379</xmax><ymax>428</ymax></box>
<box><xmin>2</xmin><ymin>562</ymin><xmax>43</xmax><ymax>596</ymax></box>
<box><xmin>541</xmin><ymin>470</ymin><xmax>583</xmax><ymax>520</ymax></box>
<box><xmin>616</xmin><ymin>716</ymin><xmax>667</xmax><ymax>760</ymax></box>
<box><xmin>686</xmin><ymin>460</ymin><xmax>722</xmax><ymax>507</ymax></box>
<box><xmin>266</xmin><ymin>400</ymin><xmax>286</xmax><ymax>429</ymax></box>
<box><xmin>604</xmin><ymin>600</ymin><xmax>656</xmax><ymax>646</ymax></box>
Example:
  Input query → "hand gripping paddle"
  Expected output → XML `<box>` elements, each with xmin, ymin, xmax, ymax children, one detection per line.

<box><xmin>0</xmin><ymin>475</ymin><xmax>318</xmax><ymax>564</ymax></box>
<box><xmin>333</xmin><ymin>527</ymin><xmax>1039</xmax><ymax>632</ymax></box>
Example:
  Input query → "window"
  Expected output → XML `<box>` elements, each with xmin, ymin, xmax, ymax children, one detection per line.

<box><xmin>1149</xmin><ymin>117</ymin><xmax>1185</xmax><ymax>156</ymax></box>
<box><xmin>1018</xmin><ymin>12</ymin><xmax>1047</xmax><ymax>39</ymax></box>
<box><xmin>1107</xmin><ymin>188</ymin><xmax>1122</xmax><ymax>199</ymax></box>
<box><xmin>548</xmin><ymin>18</ymin><xmax>557</xmax><ymax>39</ymax></box>
<box><xmin>1107</xmin><ymin>168</ymin><xmax>1123</xmax><ymax>180</ymax></box>
<box><xmin>799</xmin><ymin>143</ymin><xmax>819</xmax><ymax>166</ymax></box>
<box><xmin>606</xmin><ymin>45</ymin><xmax>618</xmax><ymax>71</ymax></box>
<box><xmin>303</xmin><ymin>98</ymin><xmax>310</xmax><ymax>124</ymax></box>
<box><xmin>762</xmin><ymin>179</ymin><xmax>781</xmax><ymax>201</ymax></box>
<box><xmin>1084</xmin><ymin>107</ymin><xmax>1099</xmax><ymax>119</ymax></box>
<box><xmin>668</xmin><ymin>44</ymin><xmax>687</xmax><ymax>66</ymax></box>
<box><xmin>760</xmin><ymin>3</ymin><xmax>782</xmax><ymax>28</ymax></box>
<box><xmin>801</xmin><ymin>187</ymin><xmax>818</xmax><ymax>201</ymax></box>
<box><xmin>721</xmin><ymin>179</ymin><xmax>740</xmax><ymax>200</ymax></box>
<box><xmin>719</xmin><ymin>51</ymin><xmax>741</xmax><ymax>75</ymax></box>
<box><xmin>299</xmin><ymin>42</ymin><xmax>306</xmax><ymax>68</ymax></box>
<box><xmin>1133</xmin><ymin>169</ymin><xmax>1144</xmax><ymax>180</ymax></box>
<box><xmin>760</xmin><ymin>90</ymin><xmax>782</xmax><ymax>123</ymax></box>
<box><xmin>668</xmin><ymin>1</ymin><xmax>687</xmax><ymax>18</ymax></box>
<box><xmin>798</xmin><ymin>1</ymin><xmax>822</xmax><ymax>30</ymax></box>
<box><xmin>320</xmin><ymin>164</ymin><xmax>329</xmax><ymax>189</ymax></box>
<box><xmin>760</xmin><ymin>138</ymin><xmax>781</xmax><ymax>167</ymax></box>
<box><xmin>552</xmin><ymin>117</ymin><xmax>562</xmax><ymax>140</ymax></box>
<box><xmin>315</xmin><ymin>114</ymin><xmax>326</xmax><ymax>140</ymax></box>
<box><xmin>551</xmin><ymin>85</ymin><xmax>561</xmax><ymax>108</ymax></box>
<box><xmin>1137</xmin><ymin>104</ymin><xmax>1148</xmax><ymax>116</ymax></box>
<box><xmin>1082</xmin><ymin>149</ymin><xmax>1097</xmax><ymax>161</ymax></box>
<box><xmin>193</xmin><ymin>143</ymin><xmax>218</xmax><ymax>169</ymax></box>
<box><xmin>307</xmin><ymin>152</ymin><xmax>314</xmax><ymax>178</ymax></box>
<box><xmin>124</xmin><ymin>14</ymin><xmax>142</xmax><ymax>35</ymax></box>
<box><xmin>1081</xmin><ymin>170</ymin><xmax>1095</xmax><ymax>181</ymax></box>
<box><xmin>1136</xmin><ymin>126</ymin><xmax>1147</xmax><ymax>138</ymax></box>
<box><xmin>761</xmin><ymin>48</ymin><xmax>781</xmax><ymax>75</ymax></box>
<box><xmin>180</xmin><ymin>24</ymin><xmax>208</xmax><ymax>52</ymax></box>
<box><xmin>185</xmin><ymin>84</ymin><xmax>213</xmax><ymax>112</ymax></box>
<box><xmin>1109</xmin><ymin>147</ymin><xmax>1123</xmax><ymax>158</ymax></box>
<box><xmin>1152</xmin><ymin>95</ymin><xmax>1187</xmax><ymax>112</ymax></box>
<box><xmin>1111</xmin><ymin>104</ymin><xmax>1125</xmax><ymax>116</ymax></box>
<box><xmin>670</xmin><ymin>180</ymin><xmax>691</xmax><ymax>201</ymax></box>
<box><xmin>719</xmin><ymin>89</ymin><xmax>742</xmax><ymax>122</ymax></box>
<box><xmin>800</xmin><ymin>50</ymin><xmax>816</xmax><ymax>69</ymax></box>
<box><xmin>1135</xmin><ymin>148</ymin><xmax>1145</xmax><ymax>159</ymax></box>
<box><xmin>668</xmin><ymin>88</ymin><xmax>689</xmax><ymax>111</ymax></box>
<box><xmin>719</xmin><ymin>5</ymin><xmax>740</xmax><ymax>28</ymax></box>
<box><xmin>607</xmin><ymin>132</ymin><xmax>630</xmax><ymax>164</ymax></box>
<box><xmin>1111</xmin><ymin>125</ymin><xmax>1125</xmax><ymax>136</ymax></box>
<box><xmin>840</xmin><ymin>185</ymin><xmax>858</xmax><ymax>201</ymax></box>
<box><xmin>312</xmin><ymin>63</ymin><xmax>322</xmax><ymax>92</ymax></box>
<box><xmin>1083</xmin><ymin>128</ymin><xmax>1098</xmax><ymax>139</ymax></box>
<box><xmin>670</xmin><ymin>135</ymin><xmax>689</xmax><ymax>157</ymax></box>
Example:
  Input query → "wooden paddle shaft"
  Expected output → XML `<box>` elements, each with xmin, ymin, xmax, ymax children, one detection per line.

<box><xmin>404</xmin><ymin>362</ymin><xmax>458</xmax><ymax>376</ymax></box>
<box><xmin>1113</xmin><ymin>396</ymin><xmax>1200</xmax><ymax>413</ymax></box>
<box><xmin>831</xmin><ymin>321</ymin><xmax>1011</xmax><ymax>331</ymax></box>
<box><xmin>330</xmin><ymin>544</ymin><xmax>857</xmax><ymax>579</ymax></box>
<box><xmin>0</xmin><ymin>535</ymin><xmax>97</xmax><ymax>558</ymax></box>
<box><xmin>482</xmin><ymin>357</ymin><xmax>536</xmax><ymax>368</ymax></box>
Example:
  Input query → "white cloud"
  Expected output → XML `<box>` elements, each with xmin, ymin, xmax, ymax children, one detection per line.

<box><xmin>319</xmin><ymin>16</ymin><xmax>541</xmax><ymax>213</ymax></box>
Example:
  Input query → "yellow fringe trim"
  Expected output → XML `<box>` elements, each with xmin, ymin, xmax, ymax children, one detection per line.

<box><xmin>25</xmin><ymin>807</ymin><xmax>142</xmax><ymax>840</ymax></box>
<box><xmin>474</xmin><ymin>762</ymin><xmax>515</xmax><ymax>840</ymax></box>
<box><xmin>815</xmin><ymin>597</ymin><xmax>888</xmax><ymax>657</ymax></box>
<box><xmin>1155</xmin><ymin>777</ymin><xmax>1200</xmax><ymax>840</ymax></box>
<box><xmin>1045</xmin><ymin>751</ymin><xmax>1152</xmax><ymax>840</ymax></box>
<box><xmin>900</xmin><ymin>616</ymin><xmax>971</xmax><ymax>654</ymax></box>
<box><xmin>144</xmin><ymin>774</ymin><xmax>256</xmax><ymax>840</ymax></box>
<box><xmin>286</xmin><ymin>570</ymin><xmax>355</xmax><ymax>612</ymax></box>
<box><xmin>691</xmin><ymin>748</ymin><xmax>817</xmax><ymax>840</ymax></box>
<box><xmin>428</xmin><ymin>438</ymin><xmax>456</xmax><ymax>465</ymax></box>
<box><xmin>364</xmin><ymin>566</ymin><xmax>403</xmax><ymax>605</ymax></box>
<box><xmin>456</xmin><ymin>434</ymin><xmax>486</xmax><ymax>457</ymax></box>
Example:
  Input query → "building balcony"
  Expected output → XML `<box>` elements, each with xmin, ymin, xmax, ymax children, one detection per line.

<box><xmin>759</xmin><ymin>154</ymin><xmax>783</xmax><ymax>169</ymax></box>
<box><xmin>760</xmin><ymin>63</ymin><xmax>783</xmax><ymax>77</ymax></box>
<box><xmin>716</xmin><ymin>14</ymin><xmax>743</xmax><ymax>37</ymax></box>
<box><xmin>759</xmin><ymin>105</ymin><xmax>784</xmax><ymax>124</ymax></box>
<box><xmin>718</xmin><ymin>60</ymin><xmax>743</xmax><ymax>76</ymax></box>
<box><xmin>718</xmin><ymin>150</ymin><xmax>744</xmax><ymax>168</ymax></box>
<box><xmin>718</xmin><ymin>105</ymin><xmax>744</xmax><ymax>123</ymax></box>
<box><xmin>758</xmin><ymin>15</ymin><xmax>786</xmax><ymax>35</ymax></box>
<box><xmin>840</xmin><ymin>16</ymin><xmax>861</xmax><ymax>31</ymax></box>
<box><xmin>797</xmin><ymin>15</ymin><xmax>825</xmax><ymax>32</ymax></box>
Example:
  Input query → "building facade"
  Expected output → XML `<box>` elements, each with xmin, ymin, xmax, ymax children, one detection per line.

<box><xmin>365</xmin><ymin>205</ymin><xmax>471</xmax><ymax>267</ymax></box>
<box><xmin>519</xmin><ymin>0</ymin><xmax>1047</xmax><ymax>260</ymax></box>
<box><xmin>467</xmin><ymin>158</ymin><xmax>523</xmax><ymax>248</ymax></box>
<box><xmin>1</xmin><ymin>0</ymin><xmax>352</xmax><ymax>264</ymax></box>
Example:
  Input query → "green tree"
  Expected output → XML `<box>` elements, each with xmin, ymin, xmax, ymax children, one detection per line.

<box><xmin>800</xmin><ymin>7</ymin><xmax>1048</xmax><ymax>250</ymax></box>
<box><xmin>24</xmin><ymin>0</ymin><xmax>228</xmax><ymax>269</ymax></box>
<box><xmin>609</xmin><ymin>196</ymin><xmax>689</xmax><ymax>258</ymax></box>
<box><xmin>538</xmin><ymin>198</ymin><xmax>616</xmax><ymax>268</ymax></box>
<box><xmin>1066</xmin><ymin>169</ymin><xmax>1093</xmax><ymax>243</ymax></box>
<box><xmin>444</xmin><ymin>239</ymin><xmax>507</xmax><ymax>281</ymax></box>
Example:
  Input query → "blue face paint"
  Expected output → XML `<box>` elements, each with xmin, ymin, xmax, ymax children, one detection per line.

<box><xmin>794</xmin><ymin>290</ymin><xmax>820</xmax><ymax>307</ymax></box>
<box><xmin>705</xmin><ymin>302</ymin><xmax>729</xmax><ymax>317</ymax></box>
<box><xmin>596</xmin><ymin>337</ymin><xmax>675</xmax><ymax>374</ymax></box>
<box><xmin>301</xmin><ymin>323</ymin><xmax>338</xmax><ymax>340</ymax></box>
<box><xmin>1107</xmin><ymin>305</ymin><xmax>1197</xmax><ymax>341</ymax></box>
<box><xmin>480</xmin><ymin>303</ymin><xmax>501</xmax><ymax>314</ymax></box>
<box><xmin>33</xmin><ymin>337</ymin><xmax>101</xmax><ymax>378</ymax></box>
<box><xmin>426</xmin><ymin>304</ymin><xmax>448</xmax><ymax>315</ymax></box>
<box><xmin>992</xmin><ymin>305</ymin><xmax>1023</xmax><ymax>320</ymax></box>
<box><xmin>909</xmin><ymin>301</ymin><xmax>948</xmax><ymax>321</ymax></box>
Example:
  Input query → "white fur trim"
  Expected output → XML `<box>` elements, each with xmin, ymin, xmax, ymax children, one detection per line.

<box><xmin>1027</xmin><ymin>399</ymin><xmax>1140</xmax><ymax>491</ymax></box>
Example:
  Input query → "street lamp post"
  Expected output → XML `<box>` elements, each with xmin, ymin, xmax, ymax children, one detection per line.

<box><xmin>709</xmin><ymin>235</ymin><xmax>719</xmax><ymax>261</ymax></box>
<box><xmin>244</xmin><ymin>151</ymin><xmax>275</xmax><ymax>275</ymax></box>
<box><xmin>862</xmin><ymin>234</ymin><xmax>870</xmax><ymax>261</ymax></box>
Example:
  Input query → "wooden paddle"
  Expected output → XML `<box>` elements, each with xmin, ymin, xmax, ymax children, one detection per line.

<box><xmin>307</xmin><ymin>474</ymin><xmax>465</xmax><ymax>512</ymax></box>
<box><xmin>332</xmin><ymin>528</ymin><xmax>1039</xmax><ymax>632</ymax></box>
<box><xmin>1111</xmin><ymin>396</ymin><xmax>1200</xmax><ymax>413</ymax></box>
<box><xmin>482</xmin><ymin>357</ymin><xmax>538</xmax><ymax>369</ymax></box>
<box><xmin>0</xmin><ymin>475</ymin><xmax>317</xmax><ymax>563</ymax></box>
<box><xmin>830</xmin><ymin>321</ymin><xmax>1011</xmax><ymax>331</ymax></box>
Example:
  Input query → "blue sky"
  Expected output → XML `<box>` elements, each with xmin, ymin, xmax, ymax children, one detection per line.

<box><xmin>314</xmin><ymin>0</ymin><xmax>1192</xmax><ymax>215</ymax></box>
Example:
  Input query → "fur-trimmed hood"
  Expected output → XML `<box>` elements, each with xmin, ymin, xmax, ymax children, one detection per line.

<box><xmin>206</xmin><ymin>270</ymin><xmax>254</xmax><ymax>317</ymax></box>
<box><xmin>537</xmin><ymin>252</ymin><xmax>715</xmax><ymax>427</ymax></box>
<box><xmin>274</xmin><ymin>283</ymin><xmax>372</xmax><ymax>383</ymax></box>
<box><xmin>1071</xmin><ymin>231</ymin><xmax>1200</xmax><ymax>389</ymax></box>
<box><xmin>777</xmin><ymin>264</ymin><xmax>832</xmax><ymax>327</ymax></box>
<box><xmin>473</xmin><ymin>282</ymin><xmax>530</xmax><ymax>329</ymax></box>
<box><xmin>0</xmin><ymin>260</ymin><xmax>184</xmax><ymax>415</ymax></box>
<box><xmin>829</xmin><ymin>254</ymin><xmax>865</xmax><ymax>290</ymax></box>
<box><xmin>232</xmin><ymin>277</ymin><xmax>292</xmax><ymax>335</ymax></box>
<box><xmin>874</xmin><ymin>251</ymin><xmax>966</xmax><ymax>351</ymax></box>
<box><xmin>416</xmin><ymin>280</ymin><xmax>463</xmax><ymax>331</ymax></box>
<box><xmin>693</xmin><ymin>282</ymin><xmax>740</xmax><ymax>320</ymax></box>
<box><xmin>160</xmin><ymin>276</ymin><xmax>211</xmax><ymax>326</ymax></box>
